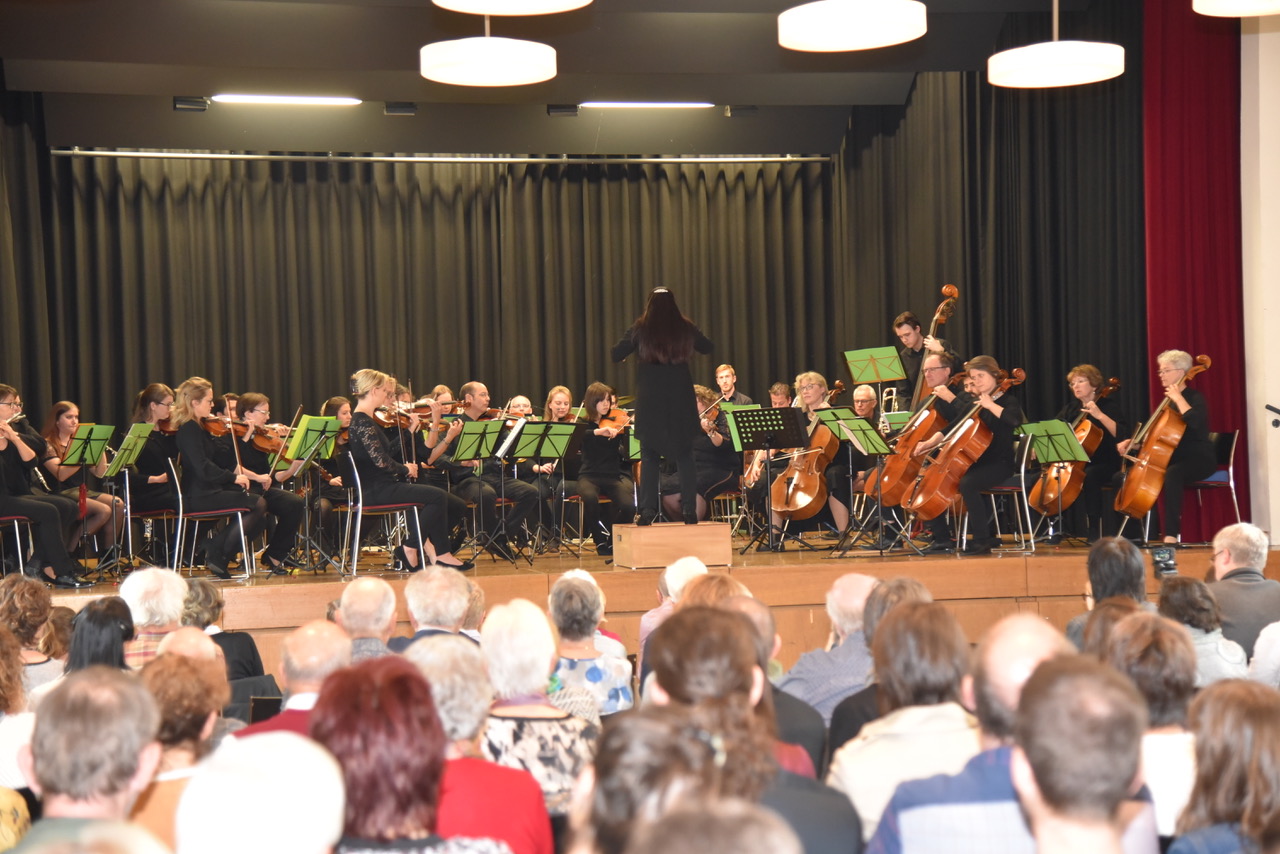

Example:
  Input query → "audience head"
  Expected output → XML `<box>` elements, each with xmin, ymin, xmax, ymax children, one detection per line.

<box><xmin>862</xmin><ymin>576</ymin><xmax>933</xmax><ymax>651</ymax></box>
<box><xmin>404</xmin><ymin>634</ymin><xmax>493</xmax><ymax>743</ymax></box>
<box><xmin>310</xmin><ymin>656</ymin><xmax>447</xmax><ymax>842</ymax></box>
<box><xmin>825</xmin><ymin>574</ymin><xmax>878</xmax><ymax>641</ymax></box>
<box><xmin>0</xmin><ymin>627</ymin><xmax>24</xmax><ymax>715</ymax></box>
<box><xmin>280</xmin><ymin>620</ymin><xmax>352</xmax><ymax>695</ymax></box>
<box><xmin>1080</xmin><ymin>596</ymin><xmax>1141</xmax><ymax>658</ymax></box>
<box><xmin>67</xmin><ymin>596</ymin><xmax>135</xmax><ymax>672</ymax></box>
<box><xmin>873</xmin><ymin>601</ymin><xmax>969</xmax><ymax>714</ymax></box>
<box><xmin>39</xmin><ymin>605</ymin><xmax>75</xmax><ymax>661</ymax></box>
<box><xmin>1178</xmin><ymin>680</ymin><xmax>1280</xmax><ymax>842</ymax></box>
<box><xmin>661</xmin><ymin>557</ymin><xmax>708</xmax><ymax>602</ymax></box>
<box><xmin>21</xmin><ymin>666</ymin><xmax>161</xmax><ymax>815</ymax></box>
<box><xmin>181</xmin><ymin>577</ymin><xmax>225</xmax><ymax>629</ymax></box>
<box><xmin>677</xmin><ymin>573</ymin><xmax>749</xmax><ymax>609</ymax></box>
<box><xmin>337</xmin><ymin>577</ymin><xmax>397</xmax><ymax>641</ymax></box>
<box><xmin>156</xmin><ymin>625</ymin><xmax>220</xmax><ymax>660</ymax></box>
<box><xmin>404</xmin><ymin>566</ymin><xmax>471</xmax><ymax>633</ymax></box>
<box><xmin>1012</xmin><ymin>655</ymin><xmax>1146</xmax><ymax>825</ymax></box>
<box><xmin>176</xmin><ymin>731</ymin><xmax>344</xmax><ymax>854</ymax></box>
<box><xmin>139</xmin><ymin>654</ymin><xmax>230</xmax><ymax>758</ymax></box>
<box><xmin>549</xmin><ymin>573</ymin><xmax>605</xmax><ymax>642</ymax></box>
<box><xmin>1212</xmin><ymin>522</ymin><xmax>1269</xmax><ymax>575</ymax></box>
<box><xmin>1103</xmin><ymin>612</ymin><xmax>1196</xmax><ymax>728</ymax></box>
<box><xmin>1158</xmin><ymin>575</ymin><xmax>1224</xmax><ymax>632</ymax></box>
<box><xmin>970</xmin><ymin>614</ymin><xmax>1073</xmax><ymax>741</ymax></box>
<box><xmin>626</xmin><ymin>799</ymin><xmax>803</xmax><ymax>854</ymax></box>
<box><xmin>1086</xmin><ymin>537</ymin><xmax>1147</xmax><ymax>603</ymax></box>
<box><xmin>481</xmin><ymin>598</ymin><xmax>557</xmax><ymax>699</ymax></box>
<box><xmin>461</xmin><ymin>578</ymin><xmax>485</xmax><ymax>632</ymax></box>
<box><xmin>0</xmin><ymin>574</ymin><xmax>52</xmax><ymax>648</ymax></box>
<box><xmin>719</xmin><ymin>595</ymin><xmax>777</xmax><ymax>667</ymax></box>
<box><xmin>119</xmin><ymin>567</ymin><xmax>188</xmax><ymax>630</ymax></box>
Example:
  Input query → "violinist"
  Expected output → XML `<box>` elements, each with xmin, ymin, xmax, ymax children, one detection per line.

<box><xmin>913</xmin><ymin>355</ymin><xmax>1023</xmax><ymax>555</ymax></box>
<box><xmin>347</xmin><ymin>369</ymin><xmax>473</xmax><ymax>571</ymax></box>
<box><xmin>1055</xmin><ymin>365</ymin><xmax>1126</xmax><ymax>542</ymax></box>
<box><xmin>659</xmin><ymin>385</ymin><xmax>739</xmax><ymax>523</ymax></box>
<box><xmin>170</xmin><ymin>377</ymin><xmax>267</xmax><ymax>579</ymax></box>
<box><xmin>891</xmin><ymin>311</ymin><xmax>948</xmax><ymax>409</ymax></box>
<box><xmin>214</xmin><ymin>393</ymin><xmax>239</xmax><ymax>420</ymax></box>
<box><xmin>715</xmin><ymin>364</ymin><xmax>754</xmax><ymax>406</ymax></box>
<box><xmin>128</xmin><ymin>383</ymin><xmax>179</xmax><ymax>515</ymax></box>
<box><xmin>0</xmin><ymin>385</ymin><xmax>90</xmax><ymax>588</ymax></box>
<box><xmin>231</xmin><ymin>393</ymin><xmax>306</xmax><ymax>574</ymax></box>
<box><xmin>1116</xmin><ymin>349</ymin><xmax>1215</xmax><ymax>544</ymax></box>
<box><xmin>577</xmin><ymin>382</ymin><xmax>636</xmax><ymax>555</ymax></box>
<box><xmin>532</xmin><ymin>386</ymin><xmax>580</xmax><ymax>538</ymax></box>
<box><xmin>40</xmin><ymin>401</ymin><xmax>126</xmax><ymax>571</ymax></box>
<box><xmin>611</xmin><ymin>287</ymin><xmax>713</xmax><ymax>526</ymax></box>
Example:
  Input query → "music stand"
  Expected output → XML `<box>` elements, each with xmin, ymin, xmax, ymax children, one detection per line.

<box><xmin>845</xmin><ymin>346</ymin><xmax>907</xmax><ymax>412</ymax></box>
<box><xmin>278</xmin><ymin>416</ymin><xmax>341</xmax><ymax>570</ymax></box>
<box><xmin>453</xmin><ymin>420</ymin><xmax>518</xmax><ymax>562</ymax></box>
<box><xmin>107</xmin><ymin>423</ymin><xmax>153</xmax><ymax>571</ymax></box>
<box><xmin>726</xmin><ymin>407</ymin><xmax>809</xmax><ymax>554</ymax></box>
<box><xmin>1018</xmin><ymin>421</ymin><xmax>1089</xmax><ymax>544</ymax></box>
<box><xmin>512</xmin><ymin>421</ymin><xmax>586</xmax><ymax>556</ymax></box>
<box><xmin>59</xmin><ymin>424</ymin><xmax>116</xmax><ymax>575</ymax></box>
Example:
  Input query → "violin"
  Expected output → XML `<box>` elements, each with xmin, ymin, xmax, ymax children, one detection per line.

<box><xmin>598</xmin><ymin>408</ymin><xmax>632</xmax><ymax>431</ymax></box>
<box><xmin>768</xmin><ymin>381</ymin><xmax>846</xmax><ymax>520</ymax></box>
<box><xmin>200</xmin><ymin>416</ymin><xmax>249</xmax><ymax>439</ymax></box>
<box><xmin>1114</xmin><ymin>355</ymin><xmax>1211</xmax><ymax>520</ymax></box>
<box><xmin>865</xmin><ymin>371</ymin><xmax>968</xmax><ymax>506</ymax></box>
<box><xmin>1028</xmin><ymin>377</ymin><xmax>1121</xmax><ymax>516</ymax></box>
<box><xmin>906</xmin><ymin>284</ymin><xmax>960</xmax><ymax>411</ymax></box>
<box><xmin>905</xmin><ymin>368</ymin><xmax>1027</xmax><ymax>521</ymax></box>
<box><xmin>156</xmin><ymin>418</ymin><xmax>178</xmax><ymax>436</ymax></box>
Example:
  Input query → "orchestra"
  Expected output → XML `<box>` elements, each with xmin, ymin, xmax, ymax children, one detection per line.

<box><xmin>0</xmin><ymin>290</ymin><xmax>1232</xmax><ymax>587</ymax></box>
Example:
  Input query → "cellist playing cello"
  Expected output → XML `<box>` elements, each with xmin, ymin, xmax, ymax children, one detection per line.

<box><xmin>1115</xmin><ymin>350</ymin><xmax>1215</xmax><ymax>545</ymax></box>
<box><xmin>1052</xmin><ymin>365</ymin><xmax>1127</xmax><ymax>543</ymax></box>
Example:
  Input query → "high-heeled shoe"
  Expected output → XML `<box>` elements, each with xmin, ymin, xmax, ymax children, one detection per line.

<box><xmin>392</xmin><ymin>545</ymin><xmax>415</xmax><ymax>572</ymax></box>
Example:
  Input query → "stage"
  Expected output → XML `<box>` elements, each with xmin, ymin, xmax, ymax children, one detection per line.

<box><xmin>52</xmin><ymin>526</ymin><xmax>1273</xmax><ymax>682</ymax></box>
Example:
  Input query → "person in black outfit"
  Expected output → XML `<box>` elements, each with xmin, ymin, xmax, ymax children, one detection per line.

<box><xmin>913</xmin><ymin>355</ymin><xmax>1024</xmax><ymax>556</ymax></box>
<box><xmin>171</xmin><ymin>377</ymin><xmax>267</xmax><ymax>579</ymax></box>
<box><xmin>1116</xmin><ymin>349</ymin><xmax>1216</xmax><ymax>544</ymax></box>
<box><xmin>40</xmin><ymin>400</ymin><xmax>125</xmax><ymax>566</ymax></box>
<box><xmin>347</xmin><ymin>369</ymin><xmax>473</xmax><ymax>572</ymax></box>
<box><xmin>611</xmin><ymin>287</ymin><xmax>713</xmax><ymax>526</ymax></box>
<box><xmin>1053</xmin><ymin>364</ymin><xmax>1126</xmax><ymax>542</ymax></box>
<box><xmin>313</xmin><ymin>395</ymin><xmax>352</xmax><ymax>552</ymax></box>
<box><xmin>128</xmin><ymin>383</ymin><xmax>180</xmax><ymax>515</ymax></box>
<box><xmin>577</xmin><ymin>382</ymin><xmax>636</xmax><ymax>556</ymax></box>
<box><xmin>0</xmin><ymin>385</ymin><xmax>90</xmax><ymax>589</ymax></box>
<box><xmin>231</xmin><ymin>393</ymin><xmax>307</xmax><ymax>575</ymax></box>
<box><xmin>890</xmin><ymin>310</ymin><xmax>949</xmax><ymax>411</ymax></box>
<box><xmin>715</xmin><ymin>364</ymin><xmax>754</xmax><ymax>406</ymax></box>
<box><xmin>659</xmin><ymin>385</ymin><xmax>740</xmax><ymax>522</ymax></box>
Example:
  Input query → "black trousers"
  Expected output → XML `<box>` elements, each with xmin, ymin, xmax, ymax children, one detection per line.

<box><xmin>640</xmin><ymin>445</ymin><xmax>695</xmax><ymax>516</ymax></box>
<box><xmin>0</xmin><ymin>494</ymin><xmax>80</xmax><ymax>577</ymax></box>
<box><xmin>366</xmin><ymin>481</ymin><xmax>451</xmax><ymax>554</ymax></box>
<box><xmin>184</xmin><ymin>488</ymin><xmax>267</xmax><ymax>561</ymax></box>
<box><xmin>576</xmin><ymin>473</ymin><xmax>636</xmax><ymax>541</ymax></box>
<box><xmin>252</xmin><ymin>488</ymin><xmax>305</xmax><ymax>563</ymax></box>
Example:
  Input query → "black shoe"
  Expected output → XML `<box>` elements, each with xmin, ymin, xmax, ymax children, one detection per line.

<box><xmin>962</xmin><ymin>538</ymin><xmax>996</xmax><ymax>556</ymax></box>
<box><xmin>49</xmin><ymin>573</ymin><xmax>93</xmax><ymax>589</ymax></box>
<box><xmin>435</xmin><ymin>558</ymin><xmax>475</xmax><ymax>572</ymax></box>
<box><xmin>595</xmin><ymin>541</ymin><xmax>614</xmax><ymax>556</ymax></box>
<box><xmin>205</xmin><ymin>550</ymin><xmax>231</xmax><ymax>580</ymax></box>
<box><xmin>488</xmin><ymin>540</ymin><xmax>517</xmax><ymax>562</ymax></box>
<box><xmin>22</xmin><ymin>556</ymin><xmax>43</xmax><ymax>579</ymax></box>
<box><xmin>923</xmin><ymin>540</ymin><xmax>956</xmax><ymax>554</ymax></box>
<box><xmin>392</xmin><ymin>545</ymin><xmax>420</xmax><ymax>572</ymax></box>
<box><xmin>264</xmin><ymin>558</ymin><xmax>292</xmax><ymax>577</ymax></box>
<box><xmin>861</xmin><ymin>535</ymin><xmax>897</xmax><ymax>551</ymax></box>
<box><xmin>683</xmin><ymin>512</ymin><xmax>698</xmax><ymax>525</ymax></box>
<box><xmin>636</xmin><ymin>510</ymin><xmax>660</xmax><ymax>526</ymax></box>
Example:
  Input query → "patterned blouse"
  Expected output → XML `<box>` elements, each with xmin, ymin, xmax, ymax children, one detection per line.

<box><xmin>552</xmin><ymin>655</ymin><xmax>634</xmax><ymax>716</ymax></box>
<box><xmin>480</xmin><ymin>713</ymin><xmax>599</xmax><ymax>815</ymax></box>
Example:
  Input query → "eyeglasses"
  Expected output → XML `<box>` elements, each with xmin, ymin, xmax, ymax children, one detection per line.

<box><xmin>158</xmin><ymin>401</ymin><xmax>173</xmax><ymax>408</ymax></box>
<box><xmin>1157</xmin><ymin>368</ymin><xmax>1180</xmax><ymax>375</ymax></box>
<box><xmin>250</xmin><ymin>409</ymin><xmax>269</xmax><ymax>416</ymax></box>
<box><xmin>923</xmin><ymin>367</ymin><xmax>949</xmax><ymax>374</ymax></box>
<box><xmin>799</xmin><ymin>384</ymin><xmax>821</xmax><ymax>393</ymax></box>
<box><xmin>854</xmin><ymin>399</ymin><xmax>876</xmax><ymax>405</ymax></box>
<box><xmin>0</xmin><ymin>401</ymin><xmax>22</xmax><ymax>409</ymax></box>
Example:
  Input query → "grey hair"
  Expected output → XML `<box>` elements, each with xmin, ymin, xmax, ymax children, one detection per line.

<box><xmin>549</xmin><ymin>575</ymin><xmax>605</xmax><ymax>642</ymax></box>
<box><xmin>338</xmin><ymin>577</ymin><xmax>396</xmax><ymax>637</ymax></box>
<box><xmin>119</xmin><ymin>567</ymin><xmax>189</xmax><ymax>629</ymax></box>
<box><xmin>1214</xmin><ymin>522</ymin><xmax>1269</xmax><ymax>570</ymax></box>
<box><xmin>480</xmin><ymin>599</ymin><xmax>557</xmax><ymax>699</ymax></box>
<box><xmin>404</xmin><ymin>634</ymin><xmax>494</xmax><ymax>741</ymax></box>
<box><xmin>404</xmin><ymin>567</ymin><xmax>472</xmax><ymax>630</ymax></box>
<box><xmin>1156</xmin><ymin>350</ymin><xmax>1193</xmax><ymax>372</ymax></box>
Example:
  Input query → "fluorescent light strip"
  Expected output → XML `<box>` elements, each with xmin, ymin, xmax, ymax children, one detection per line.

<box><xmin>579</xmin><ymin>101</ymin><xmax>715</xmax><ymax>109</ymax></box>
<box><xmin>211</xmin><ymin>94</ymin><xmax>362</xmax><ymax>106</ymax></box>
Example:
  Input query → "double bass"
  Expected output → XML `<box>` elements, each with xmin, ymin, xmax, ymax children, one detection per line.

<box><xmin>1114</xmin><ymin>355</ymin><xmax>1211</xmax><ymax>520</ymax></box>
<box><xmin>906</xmin><ymin>368</ymin><xmax>1026</xmax><ymax>521</ymax></box>
<box><xmin>904</xmin><ymin>284</ymin><xmax>960</xmax><ymax>411</ymax></box>
<box><xmin>1027</xmin><ymin>377</ymin><xmax>1121</xmax><ymax>516</ymax></box>
<box><xmin>769</xmin><ymin>381</ymin><xmax>845</xmax><ymax>521</ymax></box>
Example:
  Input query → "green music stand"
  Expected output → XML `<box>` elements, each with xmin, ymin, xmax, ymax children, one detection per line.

<box><xmin>845</xmin><ymin>346</ymin><xmax>907</xmax><ymax>412</ymax></box>
<box><xmin>1018</xmin><ymin>420</ymin><xmax>1089</xmax><ymax>540</ymax></box>
<box><xmin>453</xmin><ymin>420</ymin><xmax>505</xmax><ymax>468</ymax></box>
<box><xmin>60</xmin><ymin>423</ymin><xmax>115</xmax><ymax>471</ymax></box>
<box><xmin>279</xmin><ymin>415</ymin><xmax>341</xmax><ymax>475</ymax></box>
<box><xmin>108</xmin><ymin>423</ymin><xmax>156</xmax><ymax>566</ymax></box>
<box><xmin>511</xmin><ymin>420</ymin><xmax>588</xmax><ymax>556</ymax></box>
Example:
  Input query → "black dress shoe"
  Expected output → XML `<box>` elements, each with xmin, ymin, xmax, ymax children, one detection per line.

<box><xmin>922</xmin><ymin>540</ymin><xmax>956</xmax><ymax>554</ymax></box>
<box><xmin>205</xmin><ymin>550</ymin><xmax>232</xmax><ymax>580</ymax></box>
<box><xmin>683</xmin><ymin>512</ymin><xmax>698</xmax><ymax>525</ymax></box>
<box><xmin>962</xmin><ymin>539</ymin><xmax>996</xmax><ymax>556</ymax></box>
<box><xmin>635</xmin><ymin>510</ymin><xmax>660</xmax><ymax>526</ymax></box>
<box><xmin>488</xmin><ymin>540</ymin><xmax>517</xmax><ymax>561</ymax></box>
<box><xmin>47</xmin><ymin>572</ymin><xmax>93</xmax><ymax>589</ymax></box>
<box><xmin>436</xmin><ymin>558</ymin><xmax>475</xmax><ymax>572</ymax></box>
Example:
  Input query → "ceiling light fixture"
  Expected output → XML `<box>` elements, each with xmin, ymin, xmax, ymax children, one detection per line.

<box><xmin>578</xmin><ymin>102</ymin><xmax>716</xmax><ymax>109</ymax></box>
<box><xmin>1192</xmin><ymin>0</ymin><xmax>1280</xmax><ymax>15</ymax></box>
<box><xmin>778</xmin><ymin>0</ymin><xmax>927</xmax><ymax>52</ymax></box>
<box><xmin>210</xmin><ymin>94</ymin><xmax>362</xmax><ymax>106</ymax></box>
<box><xmin>433</xmin><ymin>0</ymin><xmax>590</xmax><ymax>14</ymax></box>
<box><xmin>420</xmin><ymin>16</ymin><xmax>556</xmax><ymax>86</ymax></box>
<box><xmin>987</xmin><ymin>0</ymin><xmax>1124</xmax><ymax>88</ymax></box>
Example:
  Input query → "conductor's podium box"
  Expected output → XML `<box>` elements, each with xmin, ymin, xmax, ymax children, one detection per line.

<box><xmin>611</xmin><ymin>522</ymin><xmax>732</xmax><ymax>570</ymax></box>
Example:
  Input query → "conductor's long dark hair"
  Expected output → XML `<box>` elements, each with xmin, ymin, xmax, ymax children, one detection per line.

<box><xmin>632</xmin><ymin>288</ymin><xmax>697</xmax><ymax>365</ymax></box>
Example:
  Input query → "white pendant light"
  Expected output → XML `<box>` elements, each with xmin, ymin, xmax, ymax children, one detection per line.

<box><xmin>420</xmin><ymin>17</ymin><xmax>556</xmax><ymax>86</ymax></box>
<box><xmin>778</xmin><ymin>0</ymin><xmax>927</xmax><ymax>52</ymax></box>
<box><xmin>433</xmin><ymin>0</ymin><xmax>590</xmax><ymax>13</ymax></box>
<box><xmin>1193</xmin><ymin>0</ymin><xmax>1280</xmax><ymax>16</ymax></box>
<box><xmin>987</xmin><ymin>0</ymin><xmax>1124</xmax><ymax>88</ymax></box>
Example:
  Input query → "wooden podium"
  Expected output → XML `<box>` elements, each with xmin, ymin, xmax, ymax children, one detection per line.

<box><xmin>611</xmin><ymin>522</ymin><xmax>732</xmax><ymax>570</ymax></box>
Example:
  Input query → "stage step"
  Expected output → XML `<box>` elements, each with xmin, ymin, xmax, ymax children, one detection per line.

<box><xmin>612</xmin><ymin>522</ymin><xmax>732</xmax><ymax>570</ymax></box>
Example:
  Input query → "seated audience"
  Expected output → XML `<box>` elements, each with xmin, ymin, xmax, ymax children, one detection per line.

<box><xmin>637</xmin><ymin>556</ymin><xmax>708</xmax><ymax>656</ymax></box>
<box><xmin>548</xmin><ymin>574</ymin><xmax>633</xmax><ymax>716</ymax></box>
<box><xmin>826</xmin><ymin>602</ymin><xmax>981</xmax><ymax>842</ymax></box>
<box><xmin>638</xmin><ymin>573</ymin><xmax>750</xmax><ymax>690</ymax></box>
<box><xmin>310</xmin><ymin>656</ymin><xmax>511</xmax><ymax>854</ymax></box>
<box><xmin>390</xmin><ymin>565</ymin><xmax>475</xmax><ymax>653</ymax></box>
<box><xmin>29</xmin><ymin>595</ymin><xmax>135</xmax><ymax>711</ymax></box>
<box><xmin>120</xmin><ymin>567</ymin><xmax>188</xmax><ymax>669</ymax></box>
<box><xmin>336</xmin><ymin>576</ymin><xmax>397</xmax><ymax>661</ymax></box>
<box><xmin>1249</xmin><ymin>618</ymin><xmax>1280</xmax><ymax>687</ymax></box>
<box><xmin>626</xmin><ymin>800</ymin><xmax>803</xmax><ymax>854</ymax></box>
<box><xmin>1158</xmin><ymin>575</ymin><xmax>1247</xmax><ymax>687</ymax></box>
<box><xmin>36</xmin><ymin>605</ymin><xmax>73</xmax><ymax>666</ymax></box>
<box><xmin>406</xmin><ymin>634</ymin><xmax>553</xmax><ymax>854</ymax></box>
<box><xmin>0</xmin><ymin>575</ymin><xmax>58</xmax><ymax>695</ymax></box>
<box><xmin>1011</xmin><ymin>656</ymin><xmax>1148</xmax><ymax>854</ymax></box>
<box><xmin>1065</xmin><ymin>537</ymin><xmax>1151</xmax><ymax>650</ymax></box>
<box><xmin>1080</xmin><ymin>596</ymin><xmax>1142</xmax><ymax>658</ymax></box>
<box><xmin>234</xmin><ymin>619</ymin><xmax>351</xmax><ymax>739</ymax></box>
<box><xmin>182</xmin><ymin>577</ymin><xmax>264</xmax><ymax>680</ymax></box>
<box><xmin>1206</xmin><ymin>522</ymin><xmax>1280</xmax><ymax>659</ymax></box>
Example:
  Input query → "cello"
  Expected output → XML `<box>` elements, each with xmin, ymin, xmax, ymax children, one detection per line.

<box><xmin>769</xmin><ymin>381</ymin><xmax>845</xmax><ymax>521</ymax></box>
<box><xmin>1113</xmin><ymin>355</ymin><xmax>1211</xmax><ymax>520</ymax></box>
<box><xmin>905</xmin><ymin>284</ymin><xmax>960</xmax><ymax>411</ymax></box>
<box><xmin>1027</xmin><ymin>377</ymin><xmax>1121</xmax><ymax>516</ymax></box>
<box><xmin>865</xmin><ymin>371</ymin><xmax>968</xmax><ymax>506</ymax></box>
<box><xmin>906</xmin><ymin>368</ymin><xmax>1026</xmax><ymax>521</ymax></box>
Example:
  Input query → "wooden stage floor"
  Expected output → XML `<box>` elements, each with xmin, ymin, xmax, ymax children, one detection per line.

<box><xmin>54</xmin><ymin>527</ymin><xmax>1268</xmax><ymax>680</ymax></box>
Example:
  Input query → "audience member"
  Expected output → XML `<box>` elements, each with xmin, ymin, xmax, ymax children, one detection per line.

<box><xmin>1011</xmin><ymin>656</ymin><xmax>1148</xmax><ymax>854</ymax></box>
<box><xmin>37</xmin><ymin>605</ymin><xmax>74</xmax><ymax>664</ymax></box>
<box><xmin>0</xmin><ymin>627</ymin><xmax>34</xmax><ymax>791</ymax></box>
<box><xmin>336</xmin><ymin>576</ymin><xmax>397</xmax><ymax>661</ymax></box>
<box><xmin>1206</xmin><ymin>522</ymin><xmax>1279</xmax><ymax>659</ymax></box>
<box><xmin>827</xmin><ymin>577</ymin><xmax>933</xmax><ymax>758</ymax></box>
<box><xmin>235</xmin><ymin>619</ymin><xmax>351</xmax><ymax>739</ymax></box>
<box><xmin>559</xmin><ymin>571</ymin><xmax>626</xmax><ymax>658</ymax></box>
<box><xmin>119</xmin><ymin>567</ymin><xmax>188</xmax><ymax>669</ymax></box>
<box><xmin>1158</xmin><ymin>575</ymin><xmax>1247</xmax><ymax>686</ymax></box>
<box><xmin>826</xmin><ymin>602</ymin><xmax>981</xmax><ymax>842</ymax></box>
<box><xmin>156</xmin><ymin>625</ymin><xmax>221</xmax><ymax>660</ymax></box>
<box><xmin>390</xmin><ymin>565</ymin><xmax>475</xmax><ymax>653</ymax></box>
<box><xmin>406</xmin><ymin>634</ymin><xmax>552</xmax><ymax>854</ymax></box>
<box><xmin>480</xmin><ymin>599</ymin><xmax>599</xmax><ymax>821</ymax></box>
<box><xmin>1170</xmin><ymin>680</ymin><xmax>1280</xmax><ymax>854</ymax></box>
<box><xmin>625</xmin><ymin>799</ymin><xmax>803</xmax><ymax>854</ymax></box>
<box><xmin>28</xmin><ymin>595</ymin><xmax>136</xmax><ymax>711</ymax></box>
<box><xmin>460</xmin><ymin>577</ymin><xmax>485</xmax><ymax>643</ymax></box>
<box><xmin>648</xmin><ymin>605</ymin><xmax>862</xmax><ymax>854</ymax></box>
<box><xmin>549</xmin><ymin>574</ymin><xmax>633</xmax><ymax>716</ymax></box>
<box><xmin>310</xmin><ymin>656</ymin><xmax>510</xmax><ymax>854</ymax></box>
<box><xmin>175</xmin><ymin>731</ymin><xmax>345</xmax><ymax>854</ymax></box>
<box><xmin>1080</xmin><ymin>596</ymin><xmax>1142</xmax><ymax>658</ymax></box>
<box><xmin>638</xmin><ymin>573</ymin><xmax>749</xmax><ymax>690</ymax></box>
<box><xmin>14</xmin><ymin>667</ymin><xmax>166</xmax><ymax>853</ymax></box>
<box><xmin>183</xmin><ymin>577</ymin><xmax>264</xmax><ymax>680</ymax></box>
<box><xmin>1066</xmin><ymin>537</ymin><xmax>1151</xmax><ymax>650</ymax></box>
<box><xmin>131</xmin><ymin>654</ymin><xmax>231</xmax><ymax>849</ymax></box>
<box><xmin>637</xmin><ymin>557</ymin><xmax>707</xmax><ymax>654</ymax></box>
<box><xmin>1249</xmin><ymin>619</ymin><xmax>1280</xmax><ymax>687</ymax></box>
<box><xmin>0</xmin><ymin>575</ymin><xmax>58</xmax><ymax>694</ymax></box>
<box><xmin>776</xmin><ymin>573</ymin><xmax>878</xmax><ymax>725</ymax></box>
<box><xmin>1103</xmin><ymin>613</ymin><xmax>1197</xmax><ymax>839</ymax></box>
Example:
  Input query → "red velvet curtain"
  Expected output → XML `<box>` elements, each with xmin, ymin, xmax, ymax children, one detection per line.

<box><xmin>1143</xmin><ymin>0</ymin><xmax>1247</xmax><ymax>541</ymax></box>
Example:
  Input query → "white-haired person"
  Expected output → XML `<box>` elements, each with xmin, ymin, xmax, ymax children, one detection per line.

<box><xmin>120</xmin><ymin>567</ymin><xmax>189</xmax><ymax>670</ymax></box>
<box><xmin>389</xmin><ymin>566</ymin><xmax>476</xmax><ymax>653</ymax></box>
<box><xmin>407</xmin><ymin>634</ymin><xmax>553</xmax><ymax>854</ymax></box>
<box><xmin>638</xmin><ymin>557</ymin><xmax>707</xmax><ymax>652</ymax></box>
<box><xmin>548</xmin><ymin>575</ymin><xmax>633</xmax><ymax>716</ymax></box>
<box><xmin>480</xmin><ymin>599</ymin><xmax>599</xmax><ymax>826</ymax></box>
<box><xmin>1206</xmin><ymin>522</ymin><xmax>1280</xmax><ymax>659</ymax></box>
